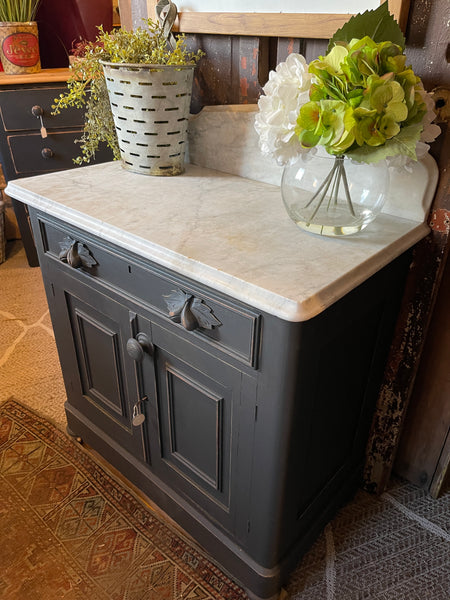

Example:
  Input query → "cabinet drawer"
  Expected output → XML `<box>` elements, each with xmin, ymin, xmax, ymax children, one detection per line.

<box><xmin>0</xmin><ymin>87</ymin><xmax>84</xmax><ymax>131</ymax></box>
<box><xmin>8</xmin><ymin>131</ymin><xmax>83</xmax><ymax>175</ymax></box>
<box><xmin>36</xmin><ymin>215</ymin><xmax>261</xmax><ymax>369</ymax></box>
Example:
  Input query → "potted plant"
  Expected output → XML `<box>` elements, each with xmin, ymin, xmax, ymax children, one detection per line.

<box><xmin>52</xmin><ymin>2</ymin><xmax>203</xmax><ymax>176</ymax></box>
<box><xmin>0</xmin><ymin>0</ymin><xmax>42</xmax><ymax>74</ymax></box>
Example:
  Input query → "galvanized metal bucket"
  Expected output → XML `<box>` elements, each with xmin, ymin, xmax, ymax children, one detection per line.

<box><xmin>101</xmin><ymin>61</ymin><xmax>194</xmax><ymax>176</ymax></box>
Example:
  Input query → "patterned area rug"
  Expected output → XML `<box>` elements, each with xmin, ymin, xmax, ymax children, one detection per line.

<box><xmin>0</xmin><ymin>399</ymin><xmax>248</xmax><ymax>600</ymax></box>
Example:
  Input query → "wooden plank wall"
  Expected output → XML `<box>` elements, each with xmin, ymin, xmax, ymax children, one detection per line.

<box><xmin>185</xmin><ymin>35</ymin><xmax>327</xmax><ymax>113</ymax></box>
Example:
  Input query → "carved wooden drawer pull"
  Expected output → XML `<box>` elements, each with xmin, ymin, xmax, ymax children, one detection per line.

<box><xmin>165</xmin><ymin>289</ymin><xmax>222</xmax><ymax>331</ymax></box>
<box><xmin>58</xmin><ymin>236</ymin><xmax>98</xmax><ymax>269</ymax></box>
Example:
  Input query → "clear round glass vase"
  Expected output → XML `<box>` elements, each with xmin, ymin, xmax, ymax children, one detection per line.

<box><xmin>281</xmin><ymin>151</ymin><xmax>389</xmax><ymax>237</ymax></box>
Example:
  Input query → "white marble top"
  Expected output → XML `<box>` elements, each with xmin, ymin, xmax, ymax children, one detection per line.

<box><xmin>6</xmin><ymin>157</ymin><xmax>438</xmax><ymax>322</ymax></box>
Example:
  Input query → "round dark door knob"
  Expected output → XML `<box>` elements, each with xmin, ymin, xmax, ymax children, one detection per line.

<box><xmin>41</xmin><ymin>147</ymin><xmax>54</xmax><ymax>159</ymax></box>
<box><xmin>126</xmin><ymin>333</ymin><xmax>153</xmax><ymax>362</ymax></box>
<box><xmin>31</xmin><ymin>105</ymin><xmax>43</xmax><ymax>117</ymax></box>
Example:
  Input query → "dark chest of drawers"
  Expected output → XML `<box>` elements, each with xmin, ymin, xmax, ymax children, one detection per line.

<box><xmin>0</xmin><ymin>69</ymin><xmax>113</xmax><ymax>265</ymax></box>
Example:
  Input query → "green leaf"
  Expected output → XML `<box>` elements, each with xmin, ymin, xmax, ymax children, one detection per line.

<box><xmin>327</xmin><ymin>1</ymin><xmax>405</xmax><ymax>53</ymax></box>
<box><xmin>346</xmin><ymin>123</ymin><xmax>423</xmax><ymax>163</ymax></box>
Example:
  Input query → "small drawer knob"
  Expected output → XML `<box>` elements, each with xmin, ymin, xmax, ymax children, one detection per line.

<box><xmin>31</xmin><ymin>105</ymin><xmax>43</xmax><ymax>117</ymax></box>
<box><xmin>41</xmin><ymin>147</ymin><xmax>54</xmax><ymax>159</ymax></box>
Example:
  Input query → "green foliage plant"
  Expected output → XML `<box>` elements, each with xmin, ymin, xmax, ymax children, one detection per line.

<box><xmin>52</xmin><ymin>20</ymin><xmax>203</xmax><ymax>165</ymax></box>
<box><xmin>0</xmin><ymin>0</ymin><xmax>41</xmax><ymax>22</ymax></box>
<box><xmin>295</xmin><ymin>2</ymin><xmax>428</xmax><ymax>164</ymax></box>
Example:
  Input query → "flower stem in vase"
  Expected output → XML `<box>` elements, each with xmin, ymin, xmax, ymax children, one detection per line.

<box><xmin>281</xmin><ymin>152</ymin><xmax>390</xmax><ymax>237</ymax></box>
<box><xmin>340</xmin><ymin>160</ymin><xmax>356</xmax><ymax>217</ymax></box>
<box><xmin>306</xmin><ymin>155</ymin><xmax>355</xmax><ymax>221</ymax></box>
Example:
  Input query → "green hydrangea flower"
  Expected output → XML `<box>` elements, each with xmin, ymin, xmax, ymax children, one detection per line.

<box><xmin>296</xmin><ymin>99</ymin><xmax>355</xmax><ymax>154</ymax></box>
<box><xmin>295</xmin><ymin>35</ymin><xmax>428</xmax><ymax>162</ymax></box>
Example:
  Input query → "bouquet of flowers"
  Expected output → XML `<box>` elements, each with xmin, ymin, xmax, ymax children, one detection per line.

<box><xmin>255</xmin><ymin>2</ymin><xmax>440</xmax><ymax>168</ymax></box>
<box><xmin>255</xmin><ymin>2</ymin><xmax>440</xmax><ymax>236</ymax></box>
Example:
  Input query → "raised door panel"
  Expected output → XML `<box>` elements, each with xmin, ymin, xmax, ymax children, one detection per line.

<box><xmin>68</xmin><ymin>294</ymin><xmax>129</xmax><ymax>422</ymax></box>
<box><xmin>159</xmin><ymin>351</ymin><xmax>230</xmax><ymax>498</ymax></box>
<box><xmin>47</xmin><ymin>272</ymin><xmax>150</xmax><ymax>461</ymax></box>
<box><xmin>150</xmin><ymin>321</ymin><xmax>253</xmax><ymax>533</ymax></box>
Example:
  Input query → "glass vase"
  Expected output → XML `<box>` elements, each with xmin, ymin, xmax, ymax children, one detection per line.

<box><xmin>281</xmin><ymin>151</ymin><xmax>389</xmax><ymax>237</ymax></box>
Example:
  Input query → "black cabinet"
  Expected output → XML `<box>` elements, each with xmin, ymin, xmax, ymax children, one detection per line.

<box><xmin>0</xmin><ymin>85</ymin><xmax>86</xmax><ymax>177</ymax></box>
<box><xmin>29</xmin><ymin>207</ymin><xmax>411</xmax><ymax>600</ymax></box>
<box><xmin>37</xmin><ymin>212</ymin><xmax>257</xmax><ymax>540</ymax></box>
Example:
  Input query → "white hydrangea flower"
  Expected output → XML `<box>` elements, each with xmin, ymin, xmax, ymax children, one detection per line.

<box><xmin>417</xmin><ymin>86</ymin><xmax>441</xmax><ymax>148</ymax></box>
<box><xmin>255</xmin><ymin>53</ymin><xmax>312</xmax><ymax>166</ymax></box>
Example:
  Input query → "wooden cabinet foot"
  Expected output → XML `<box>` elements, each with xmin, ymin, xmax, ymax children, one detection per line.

<box><xmin>66</xmin><ymin>425</ymin><xmax>83</xmax><ymax>444</ymax></box>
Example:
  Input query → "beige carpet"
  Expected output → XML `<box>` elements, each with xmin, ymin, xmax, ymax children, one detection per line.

<box><xmin>0</xmin><ymin>241</ymin><xmax>67</xmax><ymax>428</ymax></box>
<box><xmin>1</xmin><ymin>240</ymin><xmax>449</xmax><ymax>600</ymax></box>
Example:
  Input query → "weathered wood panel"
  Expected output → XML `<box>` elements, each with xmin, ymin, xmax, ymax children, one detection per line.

<box><xmin>186</xmin><ymin>35</ymin><xmax>264</xmax><ymax>113</ymax></box>
<box><xmin>405</xmin><ymin>0</ymin><xmax>450</xmax><ymax>89</ymax></box>
<box><xmin>394</xmin><ymin>243</ymin><xmax>450</xmax><ymax>496</ymax></box>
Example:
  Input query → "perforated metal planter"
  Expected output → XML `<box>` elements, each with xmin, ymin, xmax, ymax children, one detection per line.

<box><xmin>101</xmin><ymin>61</ymin><xmax>194</xmax><ymax>176</ymax></box>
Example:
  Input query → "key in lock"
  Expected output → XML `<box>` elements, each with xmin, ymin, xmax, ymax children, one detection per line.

<box><xmin>132</xmin><ymin>398</ymin><xmax>146</xmax><ymax>426</ymax></box>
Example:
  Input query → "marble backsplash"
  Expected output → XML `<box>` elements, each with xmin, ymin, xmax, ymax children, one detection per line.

<box><xmin>187</xmin><ymin>104</ymin><xmax>438</xmax><ymax>224</ymax></box>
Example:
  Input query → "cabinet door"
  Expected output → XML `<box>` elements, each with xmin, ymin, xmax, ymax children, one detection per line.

<box><xmin>149</xmin><ymin>322</ymin><xmax>255</xmax><ymax>534</ymax></box>
<box><xmin>47</xmin><ymin>272</ymin><xmax>152</xmax><ymax>462</ymax></box>
<box><xmin>44</xmin><ymin>266</ymin><xmax>256</xmax><ymax>536</ymax></box>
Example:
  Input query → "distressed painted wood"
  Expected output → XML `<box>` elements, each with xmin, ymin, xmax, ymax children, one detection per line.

<box><xmin>393</xmin><ymin>248</ymin><xmax>450</xmax><ymax>497</ymax></box>
<box><xmin>362</xmin><ymin>0</ymin><xmax>450</xmax><ymax>494</ymax></box>
<box><xmin>185</xmin><ymin>34</ymin><xmax>264</xmax><ymax>112</ymax></box>
<box><xmin>363</xmin><ymin>116</ymin><xmax>450</xmax><ymax>494</ymax></box>
<box><xmin>403</xmin><ymin>0</ymin><xmax>450</xmax><ymax>90</ymax></box>
<box><xmin>273</xmin><ymin>39</ymin><xmax>304</xmax><ymax>65</ymax></box>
